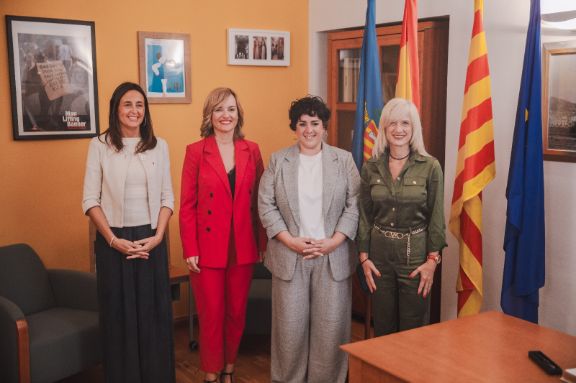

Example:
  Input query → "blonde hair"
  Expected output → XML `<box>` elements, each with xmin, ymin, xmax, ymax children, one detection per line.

<box><xmin>372</xmin><ymin>98</ymin><xmax>429</xmax><ymax>159</ymax></box>
<box><xmin>200</xmin><ymin>87</ymin><xmax>245</xmax><ymax>139</ymax></box>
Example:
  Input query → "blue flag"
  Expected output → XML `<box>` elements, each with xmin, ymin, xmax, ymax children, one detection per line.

<box><xmin>351</xmin><ymin>0</ymin><xmax>384</xmax><ymax>169</ymax></box>
<box><xmin>501</xmin><ymin>0</ymin><xmax>545</xmax><ymax>324</ymax></box>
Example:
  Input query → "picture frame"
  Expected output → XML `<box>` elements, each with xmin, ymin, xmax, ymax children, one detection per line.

<box><xmin>138</xmin><ymin>31</ymin><xmax>191</xmax><ymax>103</ymax></box>
<box><xmin>542</xmin><ymin>40</ymin><xmax>576</xmax><ymax>162</ymax></box>
<box><xmin>5</xmin><ymin>15</ymin><xmax>99</xmax><ymax>140</ymax></box>
<box><xmin>227</xmin><ymin>28</ymin><xmax>290</xmax><ymax>67</ymax></box>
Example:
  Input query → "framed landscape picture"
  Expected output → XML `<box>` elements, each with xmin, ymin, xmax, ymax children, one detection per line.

<box><xmin>6</xmin><ymin>15</ymin><xmax>99</xmax><ymax>140</ymax></box>
<box><xmin>138</xmin><ymin>31</ymin><xmax>191</xmax><ymax>103</ymax></box>
<box><xmin>542</xmin><ymin>40</ymin><xmax>576</xmax><ymax>162</ymax></box>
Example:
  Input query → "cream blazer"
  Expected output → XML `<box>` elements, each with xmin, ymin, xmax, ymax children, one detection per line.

<box><xmin>82</xmin><ymin>136</ymin><xmax>174</xmax><ymax>229</ymax></box>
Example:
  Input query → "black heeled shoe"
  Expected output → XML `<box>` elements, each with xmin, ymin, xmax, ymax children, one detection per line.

<box><xmin>220</xmin><ymin>370</ymin><xmax>235</xmax><ymax>383</ymax></box>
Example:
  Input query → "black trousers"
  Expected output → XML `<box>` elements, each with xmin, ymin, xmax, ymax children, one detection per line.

<box><xmin>95</xmin><ymin>225</ymin><xmax>175</xmax><ymax>383</ymax></box>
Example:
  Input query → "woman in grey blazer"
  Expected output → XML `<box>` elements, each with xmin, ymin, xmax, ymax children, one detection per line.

<box><xmin>258</xmin><ymin>96</ymin><xmax>360</xmax><ymax>383</ymax></box>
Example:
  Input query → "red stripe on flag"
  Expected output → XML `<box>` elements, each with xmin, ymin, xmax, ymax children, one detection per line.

<box><xmin>458</xmin><ymin>268</ymin><xmax>475</xmax><ymax>292</ymax></box>
<box><xmin>457</xmin><ymin>285</ymin><xmax>472</xmax><ymax>310</ymax></box>
<box><xmin>458</xmin><ymin>99</ymin><xmax>493</xmax><ymax>147</ymax></box>
<box><xmin>464</xmin><ymin>55</ymin><xmax>490</xmax><ymax>93</ymax></box>
<box><xmin>460</xmin><ymin>208</ymin><xmax>483</xmax><ymax>263</ymax></box>
<box><xmin>451</xmin><ymin>143</ymin><xmax>495</xmax><ymax>202</ymax></box>
<box><xmin>472</xmin><ymin>10</ymin><xmax>484</xmax><ymax>37</ymax></box>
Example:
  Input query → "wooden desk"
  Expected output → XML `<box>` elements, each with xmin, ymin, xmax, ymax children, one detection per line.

<box><xmin>341</xmin><ymin>311</ymin><xmax>576</xmax><ymax>383</ymax></box>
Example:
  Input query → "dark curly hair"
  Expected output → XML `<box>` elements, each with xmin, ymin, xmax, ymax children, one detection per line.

<box><xmin>288</xmin><ymin>95</ymin><xmax>331</xmax><ymax>131</ymax></box>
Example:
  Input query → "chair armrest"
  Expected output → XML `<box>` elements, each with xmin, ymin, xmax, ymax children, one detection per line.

<box><xmin>0</xmin><ymin>296</ymin><xmax>25</xmax><ymax>383</ymax></box>
<box><xmin>48</xmin><ymin>269</ymin><xmax>98</xmax><ymax>311</ymax></box>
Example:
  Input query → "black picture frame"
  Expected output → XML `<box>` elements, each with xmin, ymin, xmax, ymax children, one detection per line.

<box><xmin>6</xmin><ymin>15</ymin><xmax>99</xmax><ymax>140</ymax></box>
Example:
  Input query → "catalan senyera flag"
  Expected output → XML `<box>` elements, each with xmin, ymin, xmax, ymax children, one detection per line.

<box><xmin>351</xmin><ymin>0</ymin><xmax>384</xmax><ymax>169</ymax></box>
<box><xmin>449</xmin><ymin>0</ymin><xmax>495</xmax><ymax>318</ymax></box>
<box><xmin>395</xmin><ymin>0</ymin><xmax>420</xmax><ymax>110</ymax></box>
<box><xmin>501</xmin><ymin>0</ymin><xmax>544</xmax><ymax>324</ymax></box>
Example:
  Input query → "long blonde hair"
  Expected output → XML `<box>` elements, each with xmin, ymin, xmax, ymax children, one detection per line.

<box><xmin>372</xmin><ymin>98</ymin><xmax>429</xmax><ymax>159</ymax></box>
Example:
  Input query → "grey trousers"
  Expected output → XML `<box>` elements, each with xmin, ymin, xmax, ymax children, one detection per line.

<box><xmin>271</xmin><ymin>255</ymin><xmax>351</xmax><ymax>383</ymax></box>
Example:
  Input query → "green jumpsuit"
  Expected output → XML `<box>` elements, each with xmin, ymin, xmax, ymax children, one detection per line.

<box><xmin>358</xmin><ymin>152</ymin><xmax>446</xmax><ymax>336</ymax></box>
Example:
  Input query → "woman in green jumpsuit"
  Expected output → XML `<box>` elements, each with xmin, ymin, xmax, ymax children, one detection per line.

<box><xmin>358</xmin><ymin>98</ymin><xmax>446</xmax><ymax>336</ymax></box>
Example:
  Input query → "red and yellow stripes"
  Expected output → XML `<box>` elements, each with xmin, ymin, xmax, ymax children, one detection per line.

<box><xmin>395</xmin><ymin>0</ymin><xmax>420</xmax><ymax>110</ymax></box>
<box><xmin>449</xmin><ymin>0</ymin><xmax>495</xmax><ymax>318</ymax></box>
<box><xmin>363</xmin><ymin>106</ymin><xmax>379</xmax><ymax>160</ymax></box>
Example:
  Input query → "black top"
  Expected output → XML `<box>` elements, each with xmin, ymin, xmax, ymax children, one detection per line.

<box><xmin>227</xmin><ymin>167</ymin><xmax>236</xmax><ymax>198</ymax></box>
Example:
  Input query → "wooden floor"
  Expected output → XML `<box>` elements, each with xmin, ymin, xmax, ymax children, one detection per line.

<box><xmin>58</xmin><ymin>318</ymin><xmax>368</xmax><ymax>383</ymax></box>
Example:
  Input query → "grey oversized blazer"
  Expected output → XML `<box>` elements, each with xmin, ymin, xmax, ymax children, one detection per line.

<box><xmin>258</xmin><ymin>143</ymin><xmax>360</xmax><ymax>281</ymax></box>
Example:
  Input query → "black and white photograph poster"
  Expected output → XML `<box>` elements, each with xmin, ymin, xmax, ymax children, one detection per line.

<box><xmin>227</xmin><ymin>28</ymin><xmax>290</xmax><ymax>67</ymax></box>
<box><xmin>6</xmin><ymin>16</ymin><xmax>99</xmax><ymax>140</ymax></box>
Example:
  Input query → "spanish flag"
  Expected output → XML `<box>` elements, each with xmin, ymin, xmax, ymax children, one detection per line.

<box><xmin>395</xmin><ymin>0</ymin><xmax>420</xmax><ymax>110</ymax></box>
<box><xmin>449</xmin><ymin>0</ymin><xmax>495</xmax><ymax>317</ymax></box>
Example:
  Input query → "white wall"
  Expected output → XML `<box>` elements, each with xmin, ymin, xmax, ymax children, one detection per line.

<box><xmin>309</xmin><ymin>0</ymin><xmax>576</xmax><ymax>335</ymax></box>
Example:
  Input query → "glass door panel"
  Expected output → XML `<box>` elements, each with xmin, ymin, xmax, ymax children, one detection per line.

<box><xmin>338</xmin><ymin>48</ymin><xmax>361</xmax><ymax>103</ymax></box>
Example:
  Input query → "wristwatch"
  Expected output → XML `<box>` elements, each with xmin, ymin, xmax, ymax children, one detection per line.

<box><xmin>427</xmin><ymin>254</ymin><xmax>441</xmax><ymax>264</ymax></box>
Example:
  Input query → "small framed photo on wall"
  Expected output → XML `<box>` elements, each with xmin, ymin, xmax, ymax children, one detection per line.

<box><xmin>5</xmin><ymin>15</ymin><xmax>99</xmax><ymax>140</ymax></box>
<box><xmin>227</xmin><ymin>28</ymin><xmax>290</xmax><ymax>67</ymax></box>
<box><xmin>138</xmin><ymin>31</ymin><xmax>191</xmax><ymax>104</ymax></box>
<box><xmin>542</xmin><ymin>40</ymin><xmax>576</xmax><ymax>162</ymax></box>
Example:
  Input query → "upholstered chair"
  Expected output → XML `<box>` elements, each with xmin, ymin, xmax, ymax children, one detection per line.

<box><xmin>0</xmin><ymin>243</ymin><xmax>101</xmax><ymax>383</ymax></box>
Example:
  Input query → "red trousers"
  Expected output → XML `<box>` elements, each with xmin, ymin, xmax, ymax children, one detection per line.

<box><xmin>190</xmin><ymin>262</ymin><xmax>253</xmax><ymax>372</ymax></box>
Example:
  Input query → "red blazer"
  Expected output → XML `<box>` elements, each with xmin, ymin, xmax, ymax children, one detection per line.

<box><xmin>179</xmin><ymin>135</ymin><xmax>266</xmax><ymax>268</ymax></box>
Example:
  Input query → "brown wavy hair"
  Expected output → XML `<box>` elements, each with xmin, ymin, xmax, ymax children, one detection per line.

<box><xmin>200</xmin><ymin>87</ymin><xmax>245</xmax><ymax>139</ymax></box>
<box><xmin>100</xmin><ymin>82</ymin><xmax>157</xmax><ymax>153</ymax></box>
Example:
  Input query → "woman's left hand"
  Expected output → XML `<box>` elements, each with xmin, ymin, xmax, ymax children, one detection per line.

<box><xmin>408</xmin><ymin>259</ymin><xmax>437</xmax><ymax>298</ymax></box>
<box><xmin>303</xmin><ymin>237</ymin><xmax>339</xmax><ymax>260</ymax></box>
<box><xmin>133</xmin><ymin>235</ymin><xmax>163</xmax><ymax>254</ymax></box>
<box><xmin>303</xmin><ymin>232</ymin><xmax>346</xmax><ymax>260</ymax></box>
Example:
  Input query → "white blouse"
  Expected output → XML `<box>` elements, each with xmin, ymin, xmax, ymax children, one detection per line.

<box><xmin>123</xmin><ymin>138</ymin><xmax>151</xmax><ymax>226</ymax></box>
<box><xmin>297</xmin><ymin>151</ymin><xmax>325</xmax><ymax>239</ymax></box>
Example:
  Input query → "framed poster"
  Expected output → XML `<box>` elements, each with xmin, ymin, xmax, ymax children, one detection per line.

<box><xmin>227</xmin><ymin>28</ymin><xmax>290</xmax><ymax>66</ymax></box>
<box><xmin>6</xmin><ymin>15</ymin><xmax>99</xmax><ymax>140</ymax></box>
<box><xmin>138</xmin><ymin>31</ymin><xmax>191</xmax><ymax>103</ymax></box>
<box><xmin>542</xmin><ymin>40</ymin><xmax>576</xmax><ymax>162</ymax></box>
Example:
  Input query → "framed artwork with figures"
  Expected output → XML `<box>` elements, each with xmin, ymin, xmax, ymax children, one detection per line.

<box><xmin>6</xmin><ymin>15</ymin><xmax>99</xmax><ymax>140</ymax></box>
<box><xmin>138</xmin><ymin>31</ymin><xmax>191</xmax><ymax>104</ymax></box>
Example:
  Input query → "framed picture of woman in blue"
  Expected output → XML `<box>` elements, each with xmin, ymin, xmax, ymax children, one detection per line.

<box><xmin>138</xmin><ymin>31</ymin><xmax>191</xmax><ymax>104</ymax></box>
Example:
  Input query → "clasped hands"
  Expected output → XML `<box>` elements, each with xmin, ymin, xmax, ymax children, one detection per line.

<box><xmin>111</xmin><ymin>235</ymin><xmax>162</xmax><ymax>260</ymax></box>
<box><xmin>287</xmin><ymin>236</ymin><xmax>338</xmax><ymax>260</ymax></box>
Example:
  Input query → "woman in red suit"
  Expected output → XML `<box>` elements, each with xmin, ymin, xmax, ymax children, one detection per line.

<box><xmin>179</xmin><ymin>87</ymin><xmax>265</xmax><ymax>383</ymax></box>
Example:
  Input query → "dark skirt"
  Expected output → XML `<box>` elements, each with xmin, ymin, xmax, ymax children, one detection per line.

<box><xmin>95</xmin><ymin>225</ymin><xmax>175</xmax><ymax>383</ymax></box>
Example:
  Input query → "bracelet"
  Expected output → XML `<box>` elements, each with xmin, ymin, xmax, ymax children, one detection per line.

<box><xmin>360</xmin><ymin>257</ymin><xmax>369</xmax><ymax>265</ymax></box>
<box><xmin>109</xmin><ymin>236</ymin><xmax>117</xmax><ymax>247</ymax></box>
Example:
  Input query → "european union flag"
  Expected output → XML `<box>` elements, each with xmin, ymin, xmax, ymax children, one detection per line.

<box><xmin>501</xmin><ymin>0</ymin><xmax>545</xmax><ymax>324</ymax></box>
<box><xmin>351</xmin><ymin>0</ymin><xmax>384</xmax><ymax>169</ymax></box>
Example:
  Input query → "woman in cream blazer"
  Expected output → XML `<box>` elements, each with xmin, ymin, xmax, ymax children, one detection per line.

<box><xmin>82</xmin><ymin>82</ymin><xmax>175</xmax><ymax>383</ymax></box>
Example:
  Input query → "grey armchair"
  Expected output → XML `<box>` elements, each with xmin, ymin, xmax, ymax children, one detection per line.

<box><xmin>0</xmin><ymin>244</ymin><xmax>101</xmax><ymax>383</ymax></box>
